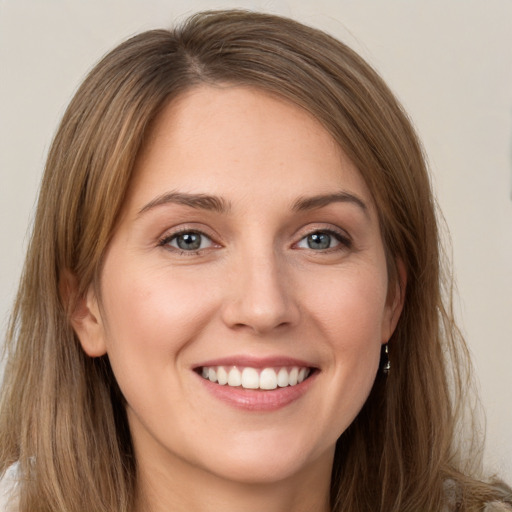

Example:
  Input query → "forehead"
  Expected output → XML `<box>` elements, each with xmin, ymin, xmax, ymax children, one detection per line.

<box><xmin>127</xmin><ymin>85</ymin><xmax>375</xmax><ymax>214</ymax></box>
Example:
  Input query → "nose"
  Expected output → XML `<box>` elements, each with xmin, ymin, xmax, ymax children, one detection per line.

<box><xmin>221</xmin><ymin>249</ymin><xmax>300</xmax><ymax>336</ymax></box>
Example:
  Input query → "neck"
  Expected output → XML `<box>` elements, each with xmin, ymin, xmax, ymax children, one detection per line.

<box><xmin>133</xmin><ymin>448</ymin><xmax>332</xmax><ymax>512</ymax></box>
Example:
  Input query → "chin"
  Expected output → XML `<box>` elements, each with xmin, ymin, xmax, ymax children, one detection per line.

<box><xmin>189</xmin><ymin>429</ymin><xmax>334</xmax><ymax>486</ymax></box>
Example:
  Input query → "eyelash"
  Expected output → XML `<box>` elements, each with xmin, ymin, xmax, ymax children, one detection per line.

<box><xmin>157</xmin><ymin>227</ymin><xmax>352</xmax><ymax>255</ymax></box>
<box><xmin>157</xmin><ymin>229</ymin><xmax>217</xmax><ymax>256</ymax></box>
<box><xmin>295</xmin><ymin>228</ymin><xmax>352</xmax><ymax>252</ymax></box>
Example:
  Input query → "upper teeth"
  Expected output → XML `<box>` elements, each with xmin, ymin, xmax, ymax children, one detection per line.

<box><xmin>200</xmin><ymin>366</ymin><xmax>311</xmax><ymax>390</ymax></box>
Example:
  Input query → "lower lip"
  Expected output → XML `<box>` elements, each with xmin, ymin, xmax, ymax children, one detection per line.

<box><xmin>195</xmin><ymin>372</ymin><xmax>317</xmax><ymax>411</ymax></box>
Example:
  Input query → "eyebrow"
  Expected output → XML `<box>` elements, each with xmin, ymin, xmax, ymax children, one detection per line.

<box><xmin>292</xmin><ymin>192</ymin><xmax>369</xmax><ymax>215</ymax></box>
<box><xmin>138</xmin><ymin>191</ymin><xmax>231</xmax><ymax>216</ymax></box>
<box><xmin>137</xmin><ymin>190</ymin><xmax>368</xmax><ymax>217</ymax></box>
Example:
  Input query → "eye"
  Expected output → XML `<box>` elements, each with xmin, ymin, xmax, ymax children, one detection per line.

<box><xmin>296</xmin><ymin>230</ymin><xmax>350</xmax><ymax>251</ymax></box>
<box><xmin>160</xmin><ymin>230</ymin><xmax>214</xmax><ymax>252</ymax></box>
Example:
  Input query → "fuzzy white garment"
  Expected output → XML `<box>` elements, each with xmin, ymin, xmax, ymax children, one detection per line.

<box><xmin>443</xmin><ymin>479</ymin><xmax>512</xmax><ymax>512</ymax></box>
<box><xmin>484</xmin><ymin>503</ymin><xmax>512</xmax><ymax>512</ymax></box>
<box><xmin>0</xmin><ymin>463</ymin><xmax>19</xmax><ymax>511</ymax></box>
<box><xmin>0</xmin><ymin>466</ymin><xmax>510</xmax><ymax>511</ymax></box>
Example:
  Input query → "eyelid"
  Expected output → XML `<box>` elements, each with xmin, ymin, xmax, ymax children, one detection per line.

<box><xmin>167</xmin><ymin>231</ymin><xmax>213</xmax><ymax>249</ymax></box>
<box><xmin>293</xmin><ymin>225</ymin><xmax>353</xmax><ymax>250</ymax></box>
<box><xmin>155</xmin><ymin>223</ymin><xmax>352</xmax><ymax>254</ymax></box>
<box><xmin>157</xmin><ymin>225</ymin><xmax>222</xmax><ymax>253</ymax></box>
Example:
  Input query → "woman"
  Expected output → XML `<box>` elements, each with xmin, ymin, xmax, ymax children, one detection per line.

<box><xmin>0</xmin><ymin>9</ymin><xmax>510</xmax><ymax>512</ymax></box>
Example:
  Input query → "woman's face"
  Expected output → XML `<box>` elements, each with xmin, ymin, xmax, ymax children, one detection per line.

<box><xmin>75</xmin><ymin>85</ymin><xmax>403</xmax><ymax>487</ymax></box>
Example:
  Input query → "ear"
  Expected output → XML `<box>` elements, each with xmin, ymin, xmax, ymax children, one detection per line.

<box><xmin>60</xmin><ymin>270</ymin><xmax>107</xmax><ymax>357</ymax></box>
<box><xmin>381</xmin><ymin>259</ymin><xmax>407</xmax><ymax>343</ymax></box>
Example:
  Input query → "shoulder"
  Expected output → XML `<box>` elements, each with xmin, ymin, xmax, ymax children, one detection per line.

<box><xmin>443</xmin><ymin>479</ymin><xmax>512</xmax><ymax>512</ymax></box>
<box><xmin>0</xmin><ymin>463</ymin><xmax>19</xmax><ymax>512</ymax></box>
<box><xmin>483</xmin><ymin>502</ymin><xmax>512</xmax><ymax>512</ymax></box>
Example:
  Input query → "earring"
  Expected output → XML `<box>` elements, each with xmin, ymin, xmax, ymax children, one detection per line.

<box><xmin>381</xmin><ymin>343</ymin><xmax>391</xmax><ymax>374</ymax></box>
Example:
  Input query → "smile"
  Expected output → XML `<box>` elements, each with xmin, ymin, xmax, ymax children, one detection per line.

<box><xmin>199</xmin><ymin>366</ymin><xmax>312</xmax><ymax>390</ymax></box>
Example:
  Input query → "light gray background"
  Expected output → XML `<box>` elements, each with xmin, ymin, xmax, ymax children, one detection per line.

<box><xmin>1</xmin><ymin>0</ymin><xmax>511</xmax><ymax>482</ymax></box>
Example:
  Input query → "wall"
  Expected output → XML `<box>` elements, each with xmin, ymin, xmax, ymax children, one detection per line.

<box><xmin>1</xmin><ymin>0</ymin><xmax>511</xmax><ymax>483</ymax></box>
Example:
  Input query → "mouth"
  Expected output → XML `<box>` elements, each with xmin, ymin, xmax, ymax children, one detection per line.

<box><xmin>195</xmin><ymin>365</ymin><xmax>315</xmax><ymax>391</ymax></box>
<box><xmin>193</xmin><ymin>357</ymin><xmax>319</xmax><ymax>411</ymax></box>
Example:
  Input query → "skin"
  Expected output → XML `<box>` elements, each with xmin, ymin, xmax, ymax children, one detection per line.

<box><xmin>72</xmin><ymin>85</ymin><xmax>404</xmax><ymax>512</ymax></box>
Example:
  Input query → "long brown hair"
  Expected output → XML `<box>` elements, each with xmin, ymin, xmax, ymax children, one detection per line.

<box><xmin>1</xmin><ymin>10</ymin><xmax>509</xmax><ymax>511</ymax></box>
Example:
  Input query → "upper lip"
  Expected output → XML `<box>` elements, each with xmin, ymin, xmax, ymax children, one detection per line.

<box><xmin>193</xmin><ymin>355</ymin><xmax>317</xmax><ymax>370</ymax></box>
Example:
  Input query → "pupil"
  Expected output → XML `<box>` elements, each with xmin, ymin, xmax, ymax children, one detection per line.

<box><xmin>308</xmin><ymin>233</ymin><xmax>330</xmax><ymax>250</ymax></box>
<box><xmin>177</xmin><ymin>233</ymin><xmax>201</xmax><ymax>250</ymax></box>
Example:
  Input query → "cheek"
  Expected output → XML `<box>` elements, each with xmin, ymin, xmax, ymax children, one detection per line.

<box><xmin>299</xmin><ymin>265</ymin><xmax>388</xmax><ymax>419</ymax></box>
<box><xmin>99</xmin><ymin>262</ymin><xmax>217</xmax><ymax>373</ymax></box>
<box><xmin>304</xmin><ymin>264</ymin><xmax>389</xmax><ymax>347</ymax></box>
